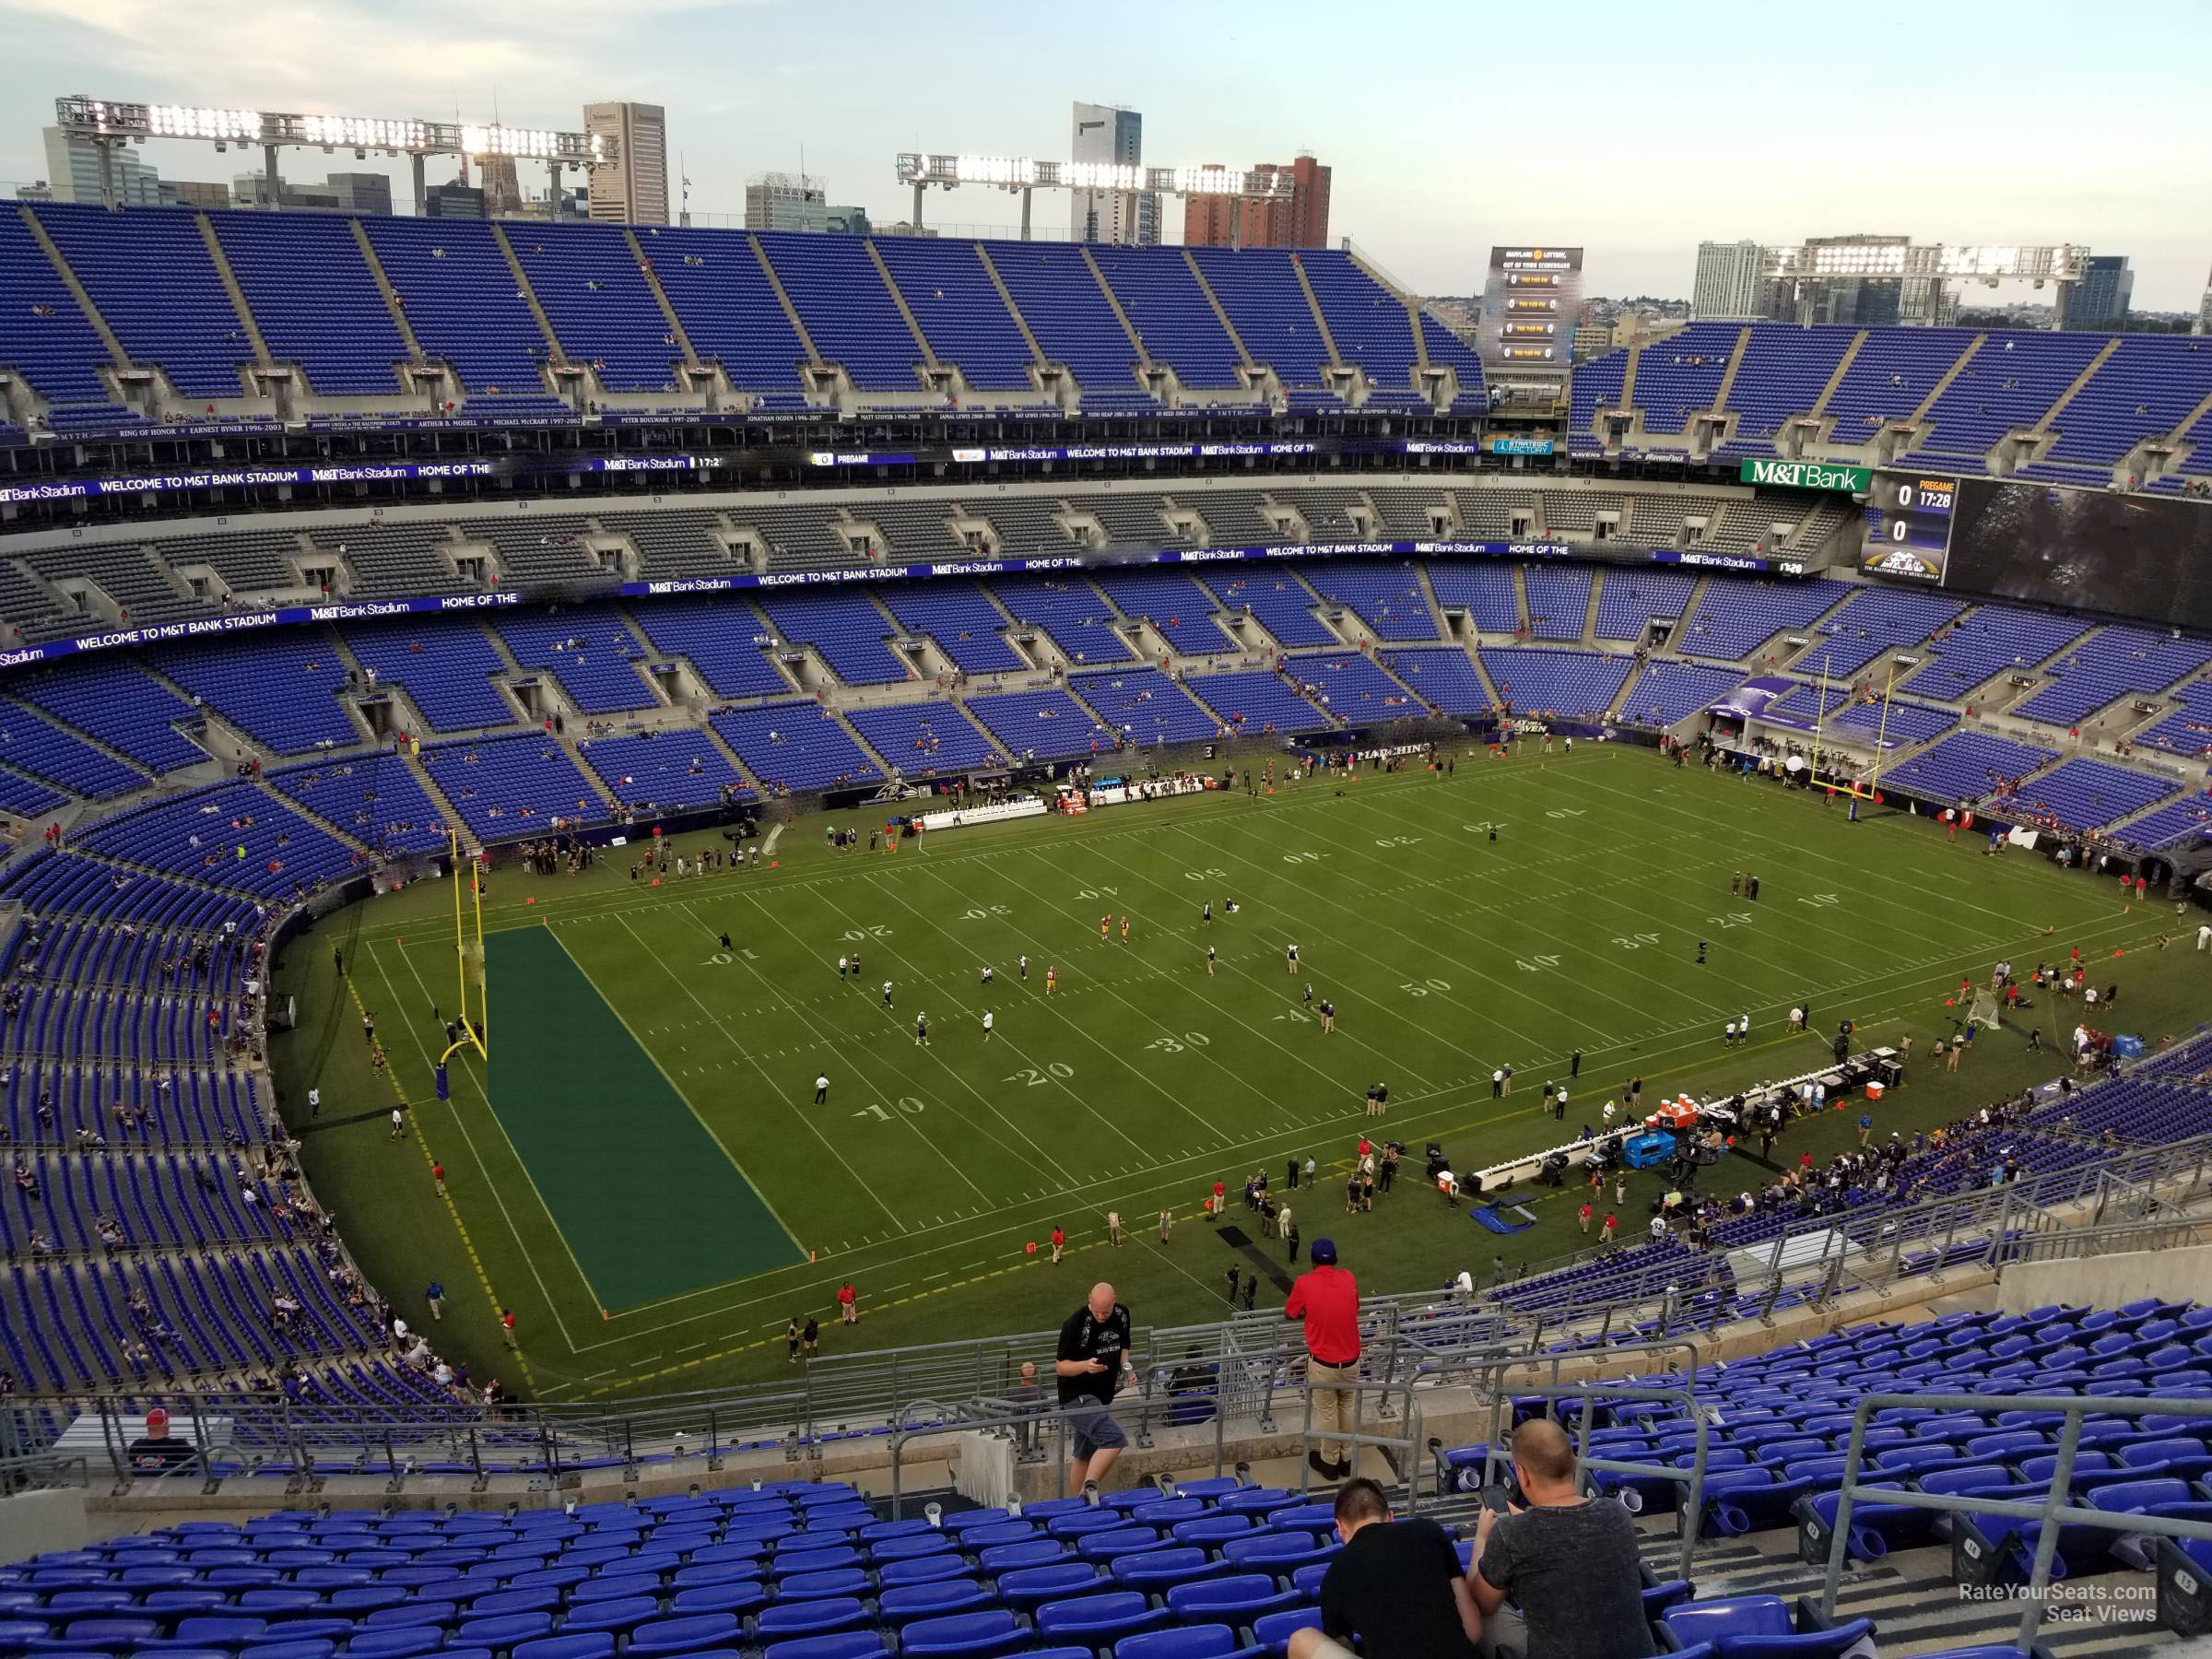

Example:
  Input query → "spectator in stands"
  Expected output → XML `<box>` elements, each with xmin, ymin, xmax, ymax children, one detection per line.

<box><xmin>1286</xmin><ymin>1237</ymin><xmax>1361</xmax><ymax>1479</ymax></box>
<box><xmin>127</xmin><ymin>1407</ymin><xmax>200</xmax><ymax>1476</ymax></box>
<box><xmin>1467</xmin><ymin>1418</ymin><xmax>1652</xmax><ymax>1659</ymax></box>
<box><xmin>1288</xmin><ymin>1476</ymin><xmax>1480</xmax><ymax>1659</ymax></box>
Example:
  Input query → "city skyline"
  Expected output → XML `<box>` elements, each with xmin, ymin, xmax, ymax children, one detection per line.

<box><xmin>1</xmin><ymin>0</ymin><xmax>2206</xmax><ymax>309</ymax></box>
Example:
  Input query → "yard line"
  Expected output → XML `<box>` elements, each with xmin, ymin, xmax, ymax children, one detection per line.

<box><xmin>1563</xmin><ymin>760</ymin><xmax>2047</xmax><ymax>940</ymax></box>
<box><xmin>896</xmin><ymin>863</ymin><xmax>1327</xmax><ymax>1134</ymax></box>
<box><xmin>543</xmin><ymin>900</ymin><xmax>2168</xmax><ymax>1353</ymax></box>
<box><xmin>1304</xmin><ymin>794</ymin><xmax>1783</xmax><ymax>1013</ymax></box>
<box><xmin>987</xmin><ymin>844</ymin><xmax>1447</xmax><ymax>1094</ymax></box>
<box><xmin>606</xmin><ymin>910</ymin><xmax>909</xmax><ymax>1231</ymax></box>
<box><xmin>656</xmin><ymin>899</ymin><xmax>998</xmax><ymax>1204</ymax></box>
<box><xmin>1162</xmin><ymin>817</ymin><xmax>1616</xmax><ymax>1045</ymax></box>
<box><xmin>735</xmin><ymin>889</ymin><xmax>1102</xmax><ymax>1182</ymax></box>
<box><xmin>543</xmin><ymin>924</ymin><xmax>814</xmax><ymax>1263</ymax></box>
<box><xmin>369</xmin><ymin>939</ymin><xmax>581</xmax><ymax>1352</ymax></box>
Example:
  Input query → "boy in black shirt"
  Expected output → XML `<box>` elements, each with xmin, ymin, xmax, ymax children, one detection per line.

<box><xmin>1054</xmin><ymin>1281</ymin><xmax>1136</xmax><ymax>1492</ymax></box>
<box><xmin>1290</xmin><ymin>1477</ymin><xmax>1479</xmax><ymax>1659</ymax></box>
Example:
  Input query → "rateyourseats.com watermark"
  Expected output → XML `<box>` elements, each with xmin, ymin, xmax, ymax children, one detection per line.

<box><xmin>1958</xmin><ymin>1582</ymin><xmax>2159</xmax><ymax>1623</ymax></box>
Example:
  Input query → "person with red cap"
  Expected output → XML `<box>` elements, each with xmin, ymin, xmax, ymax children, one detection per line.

<box><xmin>1286</xmin><ymin>1236</ymin><xmax>1361</xmax><ymax>1480</ymax></box>
<box><xmin>128</xmin><ymin>1407</ymin><xmax>197</xmax><ymax>1473</ymax></box>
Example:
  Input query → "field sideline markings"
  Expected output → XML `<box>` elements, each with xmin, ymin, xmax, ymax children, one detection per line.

<box><xmin>724</xmin><ymin>890</ymin><xmax>1102</xmax><ymax>1184</ymax></box>
<box><xmin>887</xmin><ymin>863</ymin><xmax>1309</xmax><ymax>1138</ymax></box>
<box><xmin>411</xmin><ymin>755</ymin><xmax>2162</xmax><ymax>1356</ymax></box>
<box><xmin>377</xmin><ymin>936</ymin><xmax>595</xmax><ymax>1351</ymax></box>
<box><xmin>547</xmin><ymin>896</ymin><xmax>2168</xmax><ymax>1357</ymax></box>
<box><xmin>602</xmin><ymin>910</ymin><xmax>911</xmax><ymax>1232</ymax></box>
<box><xmin>571</xmin><ymin>904</ymin><xmax>2171</xmax><ymax>1398</ymax></box>
<box><xmin>543</xmin><ymin>921</ymin><xmax>815</xmax><ymax>1276</ymax></box>
<box><xmin>337</xmin><ymin>958</ymin><xmax>537</xmax><ymax>1393</ymax></box>
<box><xmin>976</xmin><ymin>847</ymin><xmax>1449</xmax><ymax>1098</ymax></box>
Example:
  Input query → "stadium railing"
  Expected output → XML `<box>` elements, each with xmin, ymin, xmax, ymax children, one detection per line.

<box><xmin>1816</xmin><ymin>1391</ymin><xmax>2212</xmax><ymax>1650</ymax></box>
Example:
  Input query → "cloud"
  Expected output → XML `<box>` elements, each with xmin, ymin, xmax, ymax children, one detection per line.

<box><xmin>0</xmin><ymin>0</ymin><xmax>746</xmax><ymax>124</ymax></box>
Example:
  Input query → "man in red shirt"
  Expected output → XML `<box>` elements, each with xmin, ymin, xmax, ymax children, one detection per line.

<box><xmin>1285</xmin><ymin>1238</ymin><xmax>1361</xmax><ymax>1480</ymax></box>
<box><xmin>1050</xmin><ymin>1225</ymin><xmax>1066</xmax><ymax>1264</ymax></box>
<box><xmin>837</xmin><ymin>1282</ymin><xmax>858</xmax><ymax>1324</ymax></box>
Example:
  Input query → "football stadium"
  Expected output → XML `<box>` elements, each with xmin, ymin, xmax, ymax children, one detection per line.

<box><xmin>1</xmin><ymin>26</ymin><xmax>2211</xmax><ymax>1659</ymax></box>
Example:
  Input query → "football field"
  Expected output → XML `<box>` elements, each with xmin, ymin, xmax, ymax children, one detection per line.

<box><xmin>283</xmin><ymin>744</ymin><xmax>2188</xmax><ymax>1400</ymax></box>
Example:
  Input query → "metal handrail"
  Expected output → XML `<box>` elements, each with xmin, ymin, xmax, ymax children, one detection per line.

<box><xmin>1470</xmin><ymin>1380</ymin><xmax>1712</xmax><ymax>1582</ymax></box>
<box><xmin>1818</xmin><ymin>1391</ymin><xmax>2212</xmax><ymax>1650</ymax></box>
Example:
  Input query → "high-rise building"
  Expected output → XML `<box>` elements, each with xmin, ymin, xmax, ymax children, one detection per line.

<box><xmin>480</xmin><ymin>155</ymin><xmax>525</xmax><ymax>218</ymax></box>
<box><xmin>161</xmin><ymin>180</ymin><xmax>231</xmax><ymax>209</ymax></box>
<box><xmin>1691</xmin><ymin>240</ymin><xmax>1763</xmax><ymax>320</ymax></box>
<box><xmin>2067</xmin><ymin>255</ymin><xmax>2134</xmax><ymax>330</ymax></box>
<box><xmin>584</xmin><ymin>100</ymin><xmax>669</xmax><ymax>225</ymax></box>
<box><xmin>2198</xmin><ymin>270</ymin><xmax>2212</xmax><ymax>336</ymax></box>
<box><xmin>1182</xmin><ymin>153</ymin><xmax>1331</xmax><ymax>249</ymax></box>
<box><xmin>1071</xmin><ymin>102</ymin><xmax>1157</xmax><ymax>245</ymax></box>
<box><xmin>424</xmin><ymin>183</ymin><xmax>487</xmax><ymax>220</ymax></box>
<box><xmin>323</xmin><ymin>173</ymin><xmax>394</xmax><ymax>216</ymax></box>
<box><xmin>744</xmin><ymin>173</ymin><xmax>865</xmax><ymax>232</ymax></box>
<box><xmin>232</xmin><ymin>172</ymin><xmax>340</xmax><ymax>210</ymax></box>
<box><xmin>41</xmin><ymin>125</ymin><xmax>162</xmax><ymax>206</ymax></box>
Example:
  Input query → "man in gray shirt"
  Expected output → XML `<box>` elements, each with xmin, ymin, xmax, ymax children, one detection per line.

<box><xmin>1469</xmin><ymin>1418</ymin><xmax>1653</xmax><ymax>1659</ymax></box>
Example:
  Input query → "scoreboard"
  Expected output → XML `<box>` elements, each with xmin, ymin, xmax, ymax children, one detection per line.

<box><xmin>1861</xmin><ymin>472</ymin><xmax>1958</xmax><ymax>582</ymax></box>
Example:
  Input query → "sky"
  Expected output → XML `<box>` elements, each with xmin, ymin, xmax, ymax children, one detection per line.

<box><xmin>3</xmin><ymin>0</ymin><xmax>2208</xmax><ymax>311</ymax></box>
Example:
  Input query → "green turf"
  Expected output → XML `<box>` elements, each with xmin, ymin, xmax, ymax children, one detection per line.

<box><xmin>269</xmin><ymin>745</ymin><xmax>2210</xmax><ymax>1401</ymax></box>
<box><xmin>481</xmin><ymin>925</ymin><xmax>806</xmax><ymax>1310</ymax></box>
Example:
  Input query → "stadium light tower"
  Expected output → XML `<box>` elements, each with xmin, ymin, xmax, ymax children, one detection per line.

<box><xmin>1759</xmin><ymin>240</ymin><xmax>2092</xmax><ymax>327</ymax></box>
<box><xmin>894</xmin><ymin>152</ymin><xmax>1292</xmax><ymax>240</ymax></box>
<box><xmin>54</xmin><ymin>94</ymin><xmax>618</xmax><ymax>215</ymax></box>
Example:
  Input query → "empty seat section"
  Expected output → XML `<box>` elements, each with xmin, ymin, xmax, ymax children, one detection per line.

<box><xmin>360</xmin><ymin>218</ymin><xmax>548</xmax><ymax>395</ymax></box>
<box><xmin>1917</xmin><ymin>332</ymin><xmax>2108</xmax><ymax>460</ymax></box>
<box><xmin>1677</xmin><ymin>577</ymin><xmax>1850</xmax><ymax>661</ymax></box>
<box><xmin>212</xmin><ymin>210</ymin><xmax>406</xmax><ymax>395</ymax></box>
<box><xmin>578</xmin><ymin>731</ymin><xmax>750</xmax><ymax>814</ymax></box>
<box><xmin>269</xmin><ymin>757</ymin><xmax>451</xmax><ymax>858</ymax></box>
<box><xmin>1723</xmin><ymin>325</ymin><xmax>1860</xmax><ymax>441</ymax></box>
<box><xmin>1377</xmin><ymin>647</ymin><xmax>1491</xmax><ymax>716</ymax></box>
<box><xmin>1299</xmin><ymin>253</ymin><xmax>1418</xmax><ymax>388</ymax></box>
<box><xmin>151</xmin><ymin>634</ymin><xmax>358</xmax><ymax>754</ymax></box>
<box><xmin>1521</xmin><ymin>566</ymin><xmax>1593</xmax><ymax>642</ymax></box>
<box><xmin>9</xmin><ymin>660</ymin><xmax>202</xmax><ymax>773</ymax></box>
<box><xmin>491</xmin><ymin>609</ymin><xmax>657</xmax><ymax>714</ymax></box>
<box><xmin>757</xmin><ymin>234</ymin><xmax>917</xmax><ymax>392</ymax></box>
<box><xmin>341</xmin><ymin>621</ymin><xmax>515</xmax><ymax>732</ymax></box>
<box><xmin>1617</xmin><ymin>661</ymin><xmax>1749</xmax><ymax>727</ymax></box>
<box><xmin>881</xmin><ymin>585</ymin><xmax>1024</xmax><ymax>675</ymax></box>
<box><xmin>2012</xmin><ymin>626</ymin><xmax>2212</xmax><ymax>726</ymax></box>
<box><xmin>509</xmin><ymin>223</ymin><xmax>680</xmax><ymax>393</ymax></box>
<box><xmin>32</xmin><ymin>203</ymin><xmax>246</xmax><ymax>399</ymax></box>
<box><xmin>1281</xmin><ymin>652</ymin><xmax>1421</xmax><ymax>723</ymax></box>
<box><xmin>1594</xmin><ymin>569</ymin><xmax>1697</xmax><ymax>641</ymax></box>
<box><xmin>1428</xmin><ymin>563</ymin><xmax>1520</xmax><ymax>634</ymax></box>
<box><xmin>710</xmin><ymin>704</ymin><xmax>882</xmax><ymax>794</ymax></box>
<box><xmin>988</xmin><ymin>242</ymin><xmax>1139</xmax><ymax>391</ymax></box>
<box><xmin>1197</xmin><ymin>572</ymin><xmax>1331</xmax><ymax>648</ymax></box>
<box><xmin>874</xmin><ymin>240</ymin><xmax>1035</xmax><ymax>392</ymax></box>
<box><xmin>0</xmin><ymin>204</ymin><xmax>125</xmax><ymax>418</ymax></box>
<box><xmin>1069</xmin><ymin>667</ymin><xmax>1218</xmax><ymax>747</ymax></box>
<box><xmin>1296</xmin><ymin>561</ymin><xmax>1437</xmax><ymax>641</ymax></box>
<box><xmin>1631</xmin><ymin>322</ymin><xmax>1742</xmax><ymax>433</ymax></box>
<box><xmin>2006</xmin><ymin>757</ymin><xmax>2179</xmax><ymax>833</ymax></box>
<box><xmin>1188</xmin><ymin>250</ymin><xmax>1328</xmax><ymax>388</ymax></box>
<box><xmin>1906</xmin><ymin>605</ymin><xmax>2090</xmax><ymax>702</ymax></box>
<box><xmin>1092</xmin><ymin>571</ymin><xmax>1233</xmax><ymax>655</ymax></box>
<box><xmin>1880</xmin><ymin>729</ymin><xmax>2058</xmax><ymax>804</ymax></box>
<box><xmin>420</xmin><ymin>733</ymin><xmax>611</xmax><ymax>838</ymax></box>
<box><xmin>629</xmin><ymin>597</ymin><xmax>790</xmax><ymax>700</ymax></box>
<box><xmin>0</xmin><ymin>700</ymin><xmax>148</xmax><ymax>798</ymax></box>
<box><xmin>1477</xmin><ymin>647</ymin><xmax>1633</xmax><ymax>719</ymax></box>
<box><xmin>1088</xmin><ymin>247</ymin><xmax>1242</xmax><ymax>390</ymax></box>
<box><xmin>962</xmin><ymin>688</ymin><xmax>1110</xmax><ymax>761</ymax></box>
<box><xmin>77</xmin><ymin>781</ymin><xmax>363</xmax><ymax>898</ymax></box>
<box><xmin>845</xmin><ymin>701</ymin><xmax>1003</xmax><ymax>776</ymax></box>
<box><xmin>758</xmin><ymin>594</ymin><xmax>908</xmax><ymax>685</ymax></box>
<box><xmin>1824</xmin><ymin>327</ymin><xmax>1978</xmax><ymax>444</ymax></box>
<box><xmin>641</xmin><ymin>227</ymin><xmax>810</xmax><ymax>394</ymax></box>
<box><xmin>994</xmin><ymin>579</ymin><xmax>1132</xmax><ymax>665</ymax></box>
<box><xmin>1181</xmin><ymin>669</ymin><xmax>1331</xmax><ymax>735</ymax></box>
